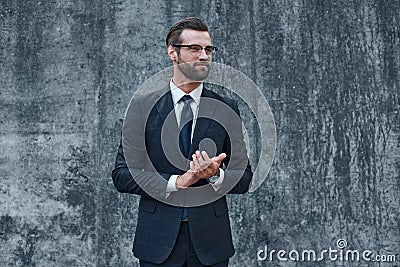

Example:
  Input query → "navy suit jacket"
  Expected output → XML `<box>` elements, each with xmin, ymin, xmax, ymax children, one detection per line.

<box><xmin>112</xmin><ymin>85</ymin><xmax>253</xmax><ymax>265</ymax></box>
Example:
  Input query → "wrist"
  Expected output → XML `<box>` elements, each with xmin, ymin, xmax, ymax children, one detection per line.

<box><xmin>176</xmin><ymin>175</ymin><xmax>185</xmax><ymax>189</ymax></box>
<box><xmin>176</xmin><ymin>172</ymin><xmax>194</xmax><ymax>189</ymax></box>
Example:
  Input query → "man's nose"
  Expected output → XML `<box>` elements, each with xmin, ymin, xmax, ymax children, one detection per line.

<box><xmin>199</xmin><ymin>49</ymin><xmax>209</xmax><ymax>60</ymax></box>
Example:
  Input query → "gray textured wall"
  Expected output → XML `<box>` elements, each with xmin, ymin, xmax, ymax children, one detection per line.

<box><xmin>1</xmin><ymin>0</ymin><xmax>399</xmax><ymax>266</ymax></box>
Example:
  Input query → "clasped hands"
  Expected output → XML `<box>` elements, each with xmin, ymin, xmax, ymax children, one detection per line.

<box><xmin>176</xmin><ymin>150</ymin><xmax>226</xmax><ymax>189</ymax></box>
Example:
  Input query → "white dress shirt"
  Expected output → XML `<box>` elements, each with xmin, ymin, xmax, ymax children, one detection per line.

<box><xmin>166</xmin><ymin>79</ymin><xmax>224</xmax><ymax>194</ymax></box>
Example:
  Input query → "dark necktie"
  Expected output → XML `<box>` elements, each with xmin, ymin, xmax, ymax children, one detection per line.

<box><xmin>179</xmin><ymin>95</ymin><xmax>193</xmax><ymax>220</ymax></box>
<box><xmin>179</xmin><ymin>95</ymin><xmax>193</xmax><ymax>159</ymax></box>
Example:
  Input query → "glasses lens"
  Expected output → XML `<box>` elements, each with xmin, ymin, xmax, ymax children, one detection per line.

<box><xmin>187</xmin><ymin>45</ymin><xmax>217</xmax><ymax>57</ymax></box>
<box><xmin>205</xmin><ymin>47</ymin><xmax>214</xmax><ymax>54</ymax></box>
<box><xmin>189</xmin><ymin>45</ymin><xmax>202</xmax><ymax>53</ymax></box>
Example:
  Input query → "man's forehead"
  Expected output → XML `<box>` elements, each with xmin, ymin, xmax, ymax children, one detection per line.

<box><xmin>180</xmin><ymin>29</ymin><xmax>211</xmax><ymax>42</ymax></box>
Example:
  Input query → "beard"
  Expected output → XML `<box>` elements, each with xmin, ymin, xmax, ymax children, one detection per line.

<box><xmin>177</xmin><ymin>56</ymin><xmax>211</xmax><ymax>82</ymax></box>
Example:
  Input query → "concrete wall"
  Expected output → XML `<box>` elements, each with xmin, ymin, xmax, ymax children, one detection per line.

<box><xmin>0</xmin><ymin>0</ymin><xmax>399</xmax><ymax>266</ymax></box>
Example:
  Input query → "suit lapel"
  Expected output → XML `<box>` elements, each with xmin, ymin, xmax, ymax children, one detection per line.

<box><xmin>154</xmin><ymin>90</ymin><xmax>182</xmax><ymax>158</ymax></box>
<box><xmin>191</xmin><ymin>88</ymin><xmax>218</xmax><ymax>154</ymax></box>
<box><xmin>155</xmin><ymin>90</ymin><xmax>176</xmax><ymax>125</ymax></box>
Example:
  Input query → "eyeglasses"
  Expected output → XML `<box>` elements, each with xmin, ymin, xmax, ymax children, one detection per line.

<box><xmin>172</xmin><ymin>44</ymin><xmax>218</xmax><ymax>57</ymax></box>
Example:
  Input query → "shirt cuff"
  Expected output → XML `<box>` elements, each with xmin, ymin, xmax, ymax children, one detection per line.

<box><xmin>209</xmin><ymin>168</ymin><xmax>224</xmax><ymax>191</ymax></box>
<box><xmin>166</xmin><ymin>175</ymin><xmax>179</xmax><ymax>198</ymax></box>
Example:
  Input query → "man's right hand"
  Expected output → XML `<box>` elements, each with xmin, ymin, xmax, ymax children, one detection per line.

<box><xmin>176</xmin><ymin>151</ymin><xmax>226</xmax><ymax>189</ymax></box>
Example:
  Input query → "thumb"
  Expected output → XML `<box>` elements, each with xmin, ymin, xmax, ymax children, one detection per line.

<box><xmin>213</xmin><ymin>153</ymin><xmax>226</xmax><ymax>164</ymax></box>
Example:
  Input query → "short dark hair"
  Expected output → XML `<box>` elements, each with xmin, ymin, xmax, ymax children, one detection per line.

<box><xmin>166</xmin><ymin>17</ymin><xmax>209</xmax><ymax>46</ymax></box>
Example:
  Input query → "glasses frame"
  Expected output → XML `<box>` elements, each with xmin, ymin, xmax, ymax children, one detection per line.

<box><xmin>172</xmin><ymin>44</ymin><xmax>218</xmax><ymax>57</ymax></box>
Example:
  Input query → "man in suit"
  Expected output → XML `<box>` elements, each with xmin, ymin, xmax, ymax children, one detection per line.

<box><xmin>112</xmin><ymin>17</ymin><xmax>253</xmax><ymax>266</ymax></box>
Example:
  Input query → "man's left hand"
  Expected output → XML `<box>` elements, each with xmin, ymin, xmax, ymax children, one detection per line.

<box><xmin>190</xmin><ymin>151</ymin><xmax>226</xmax><ymax>180</ymax></box>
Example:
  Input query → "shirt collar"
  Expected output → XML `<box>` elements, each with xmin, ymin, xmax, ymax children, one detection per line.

<box><xmin>170</xmin><ymin>79</ymin><xmax>203</xmax><ymax>106</ymax></box>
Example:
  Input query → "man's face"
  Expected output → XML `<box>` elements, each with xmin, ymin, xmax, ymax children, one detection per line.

<box><xmin>175</xmin><ymin>29</ymin><xmax>212</xmax><ymax>81</ymax></box>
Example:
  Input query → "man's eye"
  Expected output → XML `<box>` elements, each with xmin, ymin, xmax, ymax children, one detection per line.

<box><xmin>190</xmin><ymin>46</ymin><xmax>202</xmax><ymax>52</ymax></box>
<box><xmin>205</xmin><ymin>47</ymin><xmax>213</xmax><ymax>53</ymax></box>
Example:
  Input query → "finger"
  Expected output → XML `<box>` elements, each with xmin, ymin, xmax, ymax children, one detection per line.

<box><xmin>196</xmin><ymin>150</ymin><xmax>203</xmax><ymax>160</ymax></box>
<box><xmin>196</xmin><ymin>151</ymin><xmax>208</xmax><ymax>169</ymax></box>
<box><xmin>213</xmin><ymin>153</ymin><xmax>227</xmax><ymax>164</ymax></box>
<box><xmin>190</xmin><ymin>152</ymin><xmax>198</xmax><ymax>161</ymax></box>
<box><xmin>201</xmin><ymin>151</ymin><xmax>211</xmax><ymax>162</ymax></box>
<box><xmin>192</xmin><ymin>154</ymin><xmax>201</xmax><ymax>170</ymax></box>
<box><xmin>202</xmin><ymin>151</ymin><xmax>215</xmax><ymax>169</ymax></box>
<box><xmin>190</xmin><ymin>160</ymin><xmax>195</xmax><ymax>171</ymax></box>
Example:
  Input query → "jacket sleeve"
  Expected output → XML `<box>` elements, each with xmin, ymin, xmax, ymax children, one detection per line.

<box><xmin>222</xmin><ymin>101</ymin><xmax>253</xmax><ymax>194</ymax></box>
<box><xmin>112</xmin><ymin>140</ymin><xmax>172</xmax><ymax>197</ymax></box>
<box><xmin>111</xmin><ymin>94</ymin><xmax>173</xmax><ymax>199</ymax></box>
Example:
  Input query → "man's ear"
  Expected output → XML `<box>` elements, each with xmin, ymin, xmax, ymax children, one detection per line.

<box><xmin>168</xmin><ymin>45</ymin><xmax>177</xmax><ymax>62</ymax></box>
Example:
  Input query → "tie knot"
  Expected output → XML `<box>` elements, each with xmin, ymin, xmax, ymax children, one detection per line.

<box><xmin>180</xmin><ymin>95</ymin><xmax>192</xmax><ymax>103</ymax></box>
